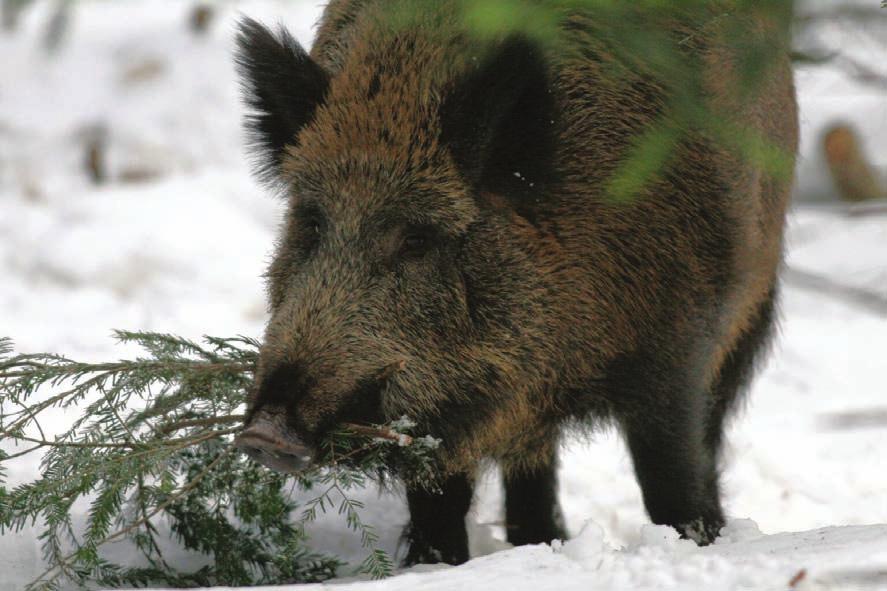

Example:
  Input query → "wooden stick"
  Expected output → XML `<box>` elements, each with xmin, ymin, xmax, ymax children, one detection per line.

<box><xmin>783</xmin><ymin>266</ymin><xmax>887</xmax><ymax>317</ymax></box>
<box><xmin>341</xmin><ymin>423</ymin><xmax>413</xmax><ymax>446</ymax></box>
<box><xmin>821</xmin><ymin>408</ymin><xmax>887</xmax><ymax>430</ymax></box>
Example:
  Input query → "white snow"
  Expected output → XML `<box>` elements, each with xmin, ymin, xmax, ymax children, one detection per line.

<box><xmin>2</xmin><ymin>2</ymin><xmax>886</xmax><ymax>591</ymax></box>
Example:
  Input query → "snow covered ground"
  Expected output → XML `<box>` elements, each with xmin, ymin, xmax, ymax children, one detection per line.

<box><xmin>1</xmin><ymin>1</ymin><xmax>885</xmax><ymax>590</ymax></box>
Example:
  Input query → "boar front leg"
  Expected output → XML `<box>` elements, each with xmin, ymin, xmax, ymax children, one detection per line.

<box><xmin>504</xmin><ymin>445</ymin><xmax>567</xmax><ymax>546</ymax></box>
<box><xmin>403</xmin><ymin>472</ymin><xmax>473</xmax><ymax>565</ymax></box>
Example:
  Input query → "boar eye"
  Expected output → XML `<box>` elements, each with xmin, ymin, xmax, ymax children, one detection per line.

<box><xmin>398</xmin><ymin>226</ymin><xmax>435</xmax><ymax>259</ymax></box>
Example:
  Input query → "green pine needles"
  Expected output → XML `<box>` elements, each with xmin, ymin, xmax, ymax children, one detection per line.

<box><xmin>0</xmin><ymin>332</ymin><xmax>441</xmax><ymax>590</ymax></box>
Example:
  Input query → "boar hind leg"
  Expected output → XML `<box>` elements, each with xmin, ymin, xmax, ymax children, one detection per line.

<box><xmin>622</xmin><ymin>398</ymin><xmax>725</xmax><ymax>545</ymax></box>
<box><xmin>612</xmin><ymin>353</ymin><xmax>724</xmax><ymax>545</ymax></box>
<box><xmin>504</xmin><ymin>446</ymin><xmax>567</xmax><ymax>546</ymax></box>
<box><xmin>706</xmin><ymin>287</ymin><xmax>777</xmax><ymax>458</ymax></box>
<box><xmin>623</xmin><ymin>411</ymin><xmax>724</xmax><ymax>545</ymax></box>
<box><xmin>403</xmin><ymin>472</ymin><xmax>473</xmax><ymax>566</ymax></box>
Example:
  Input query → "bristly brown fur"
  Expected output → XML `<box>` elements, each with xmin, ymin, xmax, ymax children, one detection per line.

<box><xmin>236</xmin><ymin>0</ymin><xmax>798</xmax><ymax>563</ymax></box>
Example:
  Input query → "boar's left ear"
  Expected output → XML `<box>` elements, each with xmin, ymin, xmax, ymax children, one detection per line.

<box><xmin>235</xmin><ymin>18</ymin><xmax>330</xmax><ymax>183</ymax></box>
<box><xmin>441</xmin><ymin>36</ymin><xmax>557</xmax><ymax>208</ymax></box>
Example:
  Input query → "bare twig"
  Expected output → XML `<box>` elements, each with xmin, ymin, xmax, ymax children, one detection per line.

<box><xmin>0</xmin><ymin>359</ymin><xmax>251</xmax><ymax>380</ymax></box>
<box><xmin>158</xmin><ymin>414</ymin><xmax>245</xmax><ymax>434</ymax></box>
<box><xmin>791</xmin><ymin>201</ymin><xmax>887</xmax><ymax>218</ymax></box>
<box><xmin>845</xmin><ymin>200</ymin><xmax>887</xmax><ymax>217</ymax></box>
<box><xmin>835</xmin><ymin>54</ymin><xmax>887</xmax><ymax>90</ymax></box>
<box><xmin>341</xmin><ymin>423</ymin><xmax>414</xmax><ymax>446</ymax></box>
<box><xmin>1</xmin><ymin>443</ymin><xmax>46</xmax><ymax>461</ymax></box>
<box><xmin>0</xmin><ymin>426</ymin><xmax>240</xmax><ymax>457</ymax></box>
<box><xmin>0</xmin><ymin>433</ymin><xmax>143</xmax><ymax>450</ymax></box>
<box><xmin>821</xmin><ymin>408</ymin><xmax>887</xmax><ymax>430</ymax></box>
<box><xmin>782</xmin><ymin>266</ymin><xmax>887</xmax><ymax>317</ymax></box>
<box><xmin>12</xmin><ymin>398</ymin><xmax>47</xmax><ymax>442</ymax></box>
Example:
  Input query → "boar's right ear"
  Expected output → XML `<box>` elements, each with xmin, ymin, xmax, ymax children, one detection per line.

<box><xmin>441</xmin><ymin>36</ymin><xmax>557</xmax><ymax>209</ymax></box>
<box><xmin>235</xmin><ymin>18</ymin><xmax>329</xmax><ymax>183</ymax></box>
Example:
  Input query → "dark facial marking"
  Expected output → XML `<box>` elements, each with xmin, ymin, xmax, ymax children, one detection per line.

<box><xmin>252</xmin><ymin>362</ymin><xmax>314</xmax><ymax>423</ymax></box>
<box><xmin>292</xmin><ymin>200</ymin><xmax>327</xmax><ymax>259</ymax></box>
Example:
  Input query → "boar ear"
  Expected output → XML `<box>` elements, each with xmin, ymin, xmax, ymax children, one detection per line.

<box><xmin>441</xmin><ymin>36</ymin><xmax>557</xmax><ymax>207</ymax></box>
<box><xmin>235</xmin><ymin>18</ymin><xmax>329</xmax><ymax>182</ymax></box>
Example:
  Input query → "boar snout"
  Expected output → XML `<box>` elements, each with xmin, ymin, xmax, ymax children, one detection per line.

<box><xmin>235</xmin><ymin>408</ymin><xmax>312</xmax><ymax>473</ymax></box>
<box><xmin>237</xmin><ymin>358</ymin><xmax>409</xmax><ymax>473</ymax></box>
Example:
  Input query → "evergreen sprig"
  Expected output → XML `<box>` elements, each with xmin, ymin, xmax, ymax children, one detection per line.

<box><xmin>0</xmin><ymin>332</ymin><xmax>442</xmax><ymax>590</ymax></box>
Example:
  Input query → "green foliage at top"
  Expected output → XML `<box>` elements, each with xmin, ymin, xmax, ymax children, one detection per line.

<box><xmin>0</xmin><ymin>332</ymin><xmax>442</xmax><ymax>590</ymax></box>
<box><xmin>461</xmin><ymin>0</ymin><xmax>796</xmax><ymax>202</ymax></box>
<box><xmin>380</xmin><ymin>0</ymin><xmax>796</xmax><ymax>203</ymax></box>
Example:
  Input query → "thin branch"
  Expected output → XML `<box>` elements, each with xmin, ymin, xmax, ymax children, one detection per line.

<box><xmin>0</xmin><ymin>432</ymin><xmax>142</xmax><ymax>450</ymax></box>
<box><xmin>1</xmin><ymin>384</ymin><xmax>92</xmax><ymax>434</ymax></box>
<box><xmin>791</xmin><ymin>201</ymin><xmax>887</xmax><ymax>218</ymax></box>
<box><xmin>158</xmin><ymin>414</ymin><xmax>245</xmax><ymax>434</ymax></box>
<box><xmin>845</xmin><ymin>201</ymin><xmax>887</xmax><ymax>217</ymax></box>
<box><xmin>341</xmin><ymin>423</ymin><xmax>414</xmax><ymax>446</ymax></box>
<box><xmin>28</xmin><ymin>445</ymin><xmax>236</xmax><ymax>591</ymax></box>
<box><xmin>0</xmin><ymin>426</ymin><xmax>240</xmax><ymax>454</ymax></box>
<box><xmin>0</xmin><ymin>359</ymin><xmax>251</xmax><ymax>381</ymax></box>
<box><xmin>783</xmin><ymin>266</ymin><xmax>887</xmax><ymax>317</ymax></box>
<box><xmin>0</xmin><ymin>360</ymin><xmax>251</xmax><ymax>435</ymax></box>
<box><xmin>13</xmin><ymin>398</ymin><xmax>47</xmax><ymax>442</ymax></box>
<box><xmin>1</xmin><ymin>443</ymin><xmax>46</xmax><ymax>461</ymax></box>
<box><xmin>109</xmin><ymin>446</ymin><xmax>235</xmax><ymax>544</ymax></box>
<box><xmin>833</xmin><ymin>54</ymin><xmax>887</xmax><ymax>91</ymax></box>
<box><xmin>94</xmin><ymin>428</ymin><xmax>238</xmax><ymax>469</ymax></box>
<box><xmin>821</xmin><ymin>408</ymin><xmax>887</xmax><ymax>430</ymax></box>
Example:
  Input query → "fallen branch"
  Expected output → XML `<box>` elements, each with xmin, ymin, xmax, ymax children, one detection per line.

<box><xmin>820</xmin><ymin>408</ymin><xmax>887</xmax><ymax>430</ymax></box>
<box><xmin>782</xmin><ymin>266</ymin><xmax>887</xmax><ymax>317</ymax></box>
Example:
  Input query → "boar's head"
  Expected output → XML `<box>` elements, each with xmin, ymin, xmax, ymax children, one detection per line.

<box><xmin>233</xmin><ymin>17</ymin><xmax>559</xmax><ymax>475</ymax></box>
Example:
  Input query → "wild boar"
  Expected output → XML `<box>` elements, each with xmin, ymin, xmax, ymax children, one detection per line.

<box><xmin>233</xmin><ymin>0</ymin><xmax>798</xmax><ymax>566</ymax></box>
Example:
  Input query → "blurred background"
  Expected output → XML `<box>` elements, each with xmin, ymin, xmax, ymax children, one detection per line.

<box><xmin>0</xmin><ymin>0</ymin><xmax>885</xmax><ymax>587</ymax></box>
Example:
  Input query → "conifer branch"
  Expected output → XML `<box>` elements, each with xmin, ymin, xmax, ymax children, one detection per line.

<box><xmin>0</xmin><ymin>332</ymin><xmax>442</xmax><ymax>589</ymax></box>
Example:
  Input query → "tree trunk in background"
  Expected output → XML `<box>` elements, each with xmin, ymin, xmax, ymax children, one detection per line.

<box><xmin>823</xmin><ymin>123</ymin><xmax>886</xmax><ymax>203</ymax></box>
